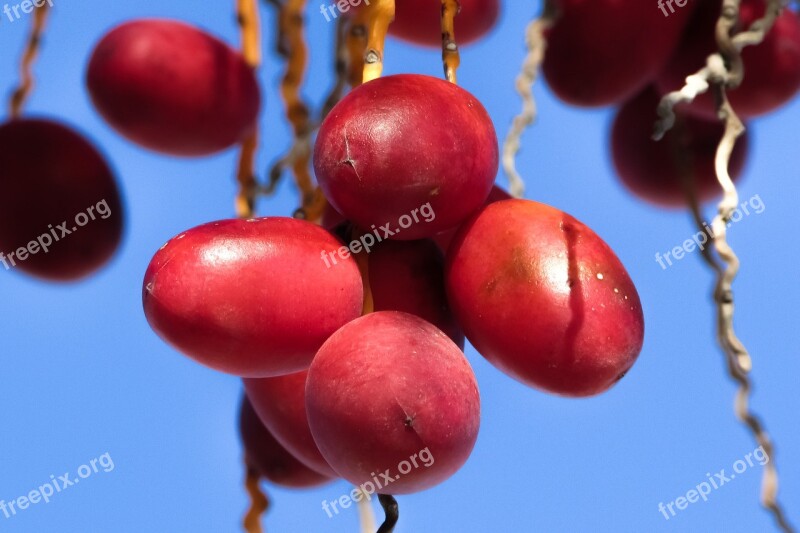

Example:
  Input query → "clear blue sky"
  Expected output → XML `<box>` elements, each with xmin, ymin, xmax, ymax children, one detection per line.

<box><xmin>1</xmin><ymin>1</ymin><xmax>798</xmax><ymax>532</ymax></box>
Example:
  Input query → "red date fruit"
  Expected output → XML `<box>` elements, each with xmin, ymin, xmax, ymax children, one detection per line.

<box><xmin>446</xmin><ymin>199</ymin><xmax>645</xmax><ymax>397</ymax></box>
<box><xmin>0</xmin><ymin>119</ymin><xmax>124</xmax><ymax>281</ymax></box>
<box><xmin>87</xmin><ymin>19</ymin><xmax>260</xmax><ymax>156</ymax></box>
<box><xmin>611</xmin><ymin>86</ymin><xmax>749</xmax><ymax>207</ymax></box>
<box><xmin>239</xmin><ymin>395</ymin><xmax>333</xmax><ymax>488</ymax></box>
<box><xmin>314</xmin><ymin>74</ymin><xmax>498</xmax><ymax>240</ymax></box>
<box><xmin>142</xmin><ymin>218</ymin><xmax>363</xmax><ymax>377</ymax></box>
<box><xmin>306</xmin><ymin>311</ymin><xmax>480</xmax><ymax>494</ymax></box>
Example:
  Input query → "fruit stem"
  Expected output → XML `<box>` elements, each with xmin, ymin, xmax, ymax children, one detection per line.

<box><xmin>656</xmin><ymin>1</ymin><xmax>795</xmax><ymax>530</ymax></box>
<box><xmin>243</xmin><ymin>464</ymin><xmax>270</xmax><ymax>533</ymax></box>
<box><xmin>265</xmin><ymin>0</ymin><xmax>328</xmax><ymax>222</ymax></box>
<box><xmin>8</xmin><ymin>3</ymin><xmax>50</xmax><ymax>119</ymax></box>
<box><xmin>440</xmin><ymin>0</ymin><xmax>461</xmax><ymax>84</ymax></box>
<box><xmin>235</xmin><ymin>0</ymin><xmax>263</xmax><ymax>218</ymax></box>
<box><xmin>376</xmin><ymin>494</ymin><xmax>398</xmax><ymax>533</ymax></box>
<box><xmin>321</xmin><ymin>15</ymin><xmax>351</xmax><ymax>120</ymax></box>
<box><xmin>362</xmin><ymin>0</ymin><xmax>395</xmax><ymax>83</ymax></box>
<box><xmin>347</xmin><ymin>6</ymin><xmax>369</xmax><ymax>87</ymax></box>
<box><xmin>501</xmin><ymin>0</ymin><xmax>556</xmax><ymax>199</ymax></box>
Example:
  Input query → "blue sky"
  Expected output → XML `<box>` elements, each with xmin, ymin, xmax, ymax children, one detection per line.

<box><xmin>1</xmin><ymin>1</ymin><xmax>798</xmax><ymax>532</ymax></box>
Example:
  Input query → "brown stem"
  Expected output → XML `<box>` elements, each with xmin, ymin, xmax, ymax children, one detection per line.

<box><xmin>9</xmin><ymin>3</ymin><xmax>51</xmax><ymax>118</ymax></box>
<box><xmin>243</xmin><ymin>465</ymin><xmax>270</xmax><ymax>533</ymax></box>
<box><xmin>235</xmin><ymin>0</ymin><xmax>262</xmax><ymax>219</ymax></box>
<box><xmin>440</xmin><ymin>0</ymin><xmax>461</xmax><ymax>84</ymax></box>
<box><xmin>362</xmin><ymin>0</ymin><xmax>395</xmax><ymax>83</ymax></box>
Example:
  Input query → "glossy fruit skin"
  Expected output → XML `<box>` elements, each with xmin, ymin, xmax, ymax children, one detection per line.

<box><xmin>611</xmin><ymin>86</ymin><xmax>749</xmax><ymax>208</ymax></box>
<box><xmin>87</xmin><ymin>19</ymin><xmax>260</xmax><ymax>156</ymax></box>
<box><xmin>656</xmin><ymin>1</ymin><xmax>800</xmax><ymax>119</ymax></box>
<box><xmin>306</xmin><ymin>311</ymin><xmax>480</xmax><ymax>494</ymax></box>
<box><xmin>446</xmin><ymin>199</ymin><xmax>644</xmax><ymax>397</ymax></box>
<box><xmin>543</xmin><ymin>0</ymin><xmax>694</xmax><ymax>107</ymax></box>
<box><xmin>142</xmin><ymin>217</ymin><xmax>363</xmax><ymax>377</ymax></box>
<box><xmin>0</xmin><ymin>119</ymin><xmax>124</xmax><ymax>281</ymax></box>
<box><xmin>244</xmin><ymin>372</ymin><xmax>338</xmax><ymax>478</ymax></box>
<box><xmin>433</xmin><ymin>185</ymin><xmax>511</xmax><ymax>252</ymax></box>
<box><xmin>369</xmin><ymin>239</ymin><xmax>464</xmax><ymax>349</ymax></box>
<box><xmin>386</xmin><ymin>0</ymin><xmax>500</xmax><ymax>47</ymax></box>
<box><xmin>239</xmin><ymin>396</ymin><xmax>333</xmax><ymax>488</ymax></box>
<box><xmin>314</xmin><ymin>74</ymin><xmax>498</xmax><ymax>240</ymax></box>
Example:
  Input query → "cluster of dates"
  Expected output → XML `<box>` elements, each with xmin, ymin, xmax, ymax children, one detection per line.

<box><xmin>541</xmin><ymin>0</ymin><xmax>800</xmax><ymax>206</ymax></box>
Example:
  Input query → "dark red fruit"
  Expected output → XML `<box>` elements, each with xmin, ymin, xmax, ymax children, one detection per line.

<box><xmin>142</xmin><ymin>218</ymin><xmax>363</xmax><ymax>377</ymax></box>
<box><xmin>244</xmin><ymin>372</ymin><xmax>338</xmax><ymax>478</ymax></box>
<box><xmin>543</xmin><ymin>0</ymin><xmax>694</xmax><ymax>106</ymax></box>
<box><xmin>239</xmin><ymin>396</ymin><xmax>333</xmax><ymax>488</ymax></box>
<box><xmin>446</xmin><ymin>199</ymin><xmax>645</xmax><ymax>397</ymax></box>
<box><xmin>433</xmin><ymin>185</ymin><xmax>511</xmax><ymax>252</ymax></box>
<box><xmin>0</xmin><ymin>119</ymin><xmax>124</xmax><ymax>281</ymax></box>
<box><xmin>656</xmin><ymin>0</ymin><xmax>800</xmax><ymax>119</ymax></box>
<box><xmin>611</xmin><ymin>86</ymin><xmax>749</xmax><ymax>207</ymax></box>
<box><xmin>369</xmin><ymin>239</ymin><xmax>464</xmax><ymax>348</ymax></box>
<box><xmin>306</xmin><ymin>312</ymin><xmax>480</xmax><ymax>494</ymax></box>
<box><xmin>314</xmin><ymin>74</ymin><xmax>498</xmax><ymax>240</ymax></box>
<box><xmin>87</xmin><ymin>19</ymin><xmax>260</xmax><ymax>156</ymax></box>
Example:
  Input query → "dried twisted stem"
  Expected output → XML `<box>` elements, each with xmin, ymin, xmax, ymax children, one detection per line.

<box><xmin>362</xmin><ymin>0</ymin><xmax>395</xmax><ymax>83</ymax></box>
<box><xmin>265</xmin><ymin>0</ymin><xmax>327</xmax><ymax>221</ymax></box>
<box><xmin>321</xmin><ymin>15</ymin><xmax>351</xmax><ymax>119</ymax></box>
<box><xmin>243</xmin><ymin>465</ymin><xmax>270</xmax><ymax>533</ymax></box>
<box><xmin>8</xmin><ymin>3</ymin><xmax>51</xmax><ymax>118</ymax></box>
<box><xmin>655</xmin><ymin>1</ymin><xmax>794</xmax><ymax>530</ymax></box>
<box><xmin>441</xmin><ymin>0</ymin><xmax>461</xmax><ymax>83</ymax></box>
<box><xmin>235</xmin><ymin>0</ymin><xmax>262</xmax><ymax>218</ymax></box>
<box><xmin>501</xmin><ymin>1</ymin><xmax>556</xmax><ymax>198</ymax></box>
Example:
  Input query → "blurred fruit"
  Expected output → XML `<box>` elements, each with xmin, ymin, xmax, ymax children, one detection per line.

<box><xmin>87</xmin><ymin>19</ymin><xmax>260</xmax><ymax>156</ymax></box>
<box><xmin>611</xmin><ymin>86</ymin><xmax>749</xmax><ymax>207</ymax></box>
<box><xmin>543</xmin><ymin>0</ymin><xmax>694</xmax><ymax>106</ymax></box>
<box><xmin>0</xmin><ymin>118</ymin><xmax>124</xmax><ymax>281</ymax></box>
<box><xmin>656</xmin><ymin>0</ymin><xmax>800</xmax><ymax>119</ymax></box>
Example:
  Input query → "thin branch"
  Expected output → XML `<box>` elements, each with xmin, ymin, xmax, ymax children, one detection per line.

<box><xmin>655</xmin><ymin>1</ymin><xmax>795</xmax><ymax>530</ymax></box>
<box><xmin>356</xmin><ymin>489</ymin><xmax>377</xmax><ymax>533</ymax></box>
<box><xmin>243</xmin><ymin>465</ymin><xmax>270</xmax><ymax>533</ymax></box>
<box><xmin>441</xmin><ymin>0</ymin><xmax>461</xmax><ymax>84</ymax></box>
<box><xmin>235</xmin><ymin>0</ymin><xmax>262</xmax><ymax>219</ymax></box>
<box><xmin>8</xmin><ymin>3</ymin><xmax>51</xmax><ymax>118</ymax></box>
<box><xmin>501</xmin><ymin>1</ymin><xmax>556</xmax><ymax>198</ymax></box>
<box><xmin>321</xmin><ymin>15</ymin><xmax>351</xmax><ymax>120</ymax></box>
<box><xmin>362</xmin><ymin>0</ymin><xmax>395</xmax><ymax>83</ymax></box>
